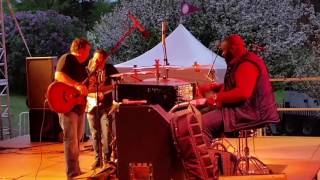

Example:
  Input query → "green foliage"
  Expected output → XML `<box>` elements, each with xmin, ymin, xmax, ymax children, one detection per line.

<box><xmin>9</xmin><ymin>94</ymin><xmax>28</xmax><ymax>131</ymax></box>
<box><xmin>88</xmin><ymin>0</ymin><xmax>320</xmax><ymax>98</ymax></box>
<box><xmin>12</xmin><ymin>0</ymin><xmax>115</xmax><ymax>30</ymax></box>
<box><xmin>5</xmin><ymin>10</ymin><xmax>86</xmax><ymax>94</ymax></box>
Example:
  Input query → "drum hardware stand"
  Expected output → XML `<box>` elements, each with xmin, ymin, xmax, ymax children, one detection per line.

<box><xmin>236</xmin><ymin>130</ymin><xmax>272</xmax><ymax>175</ymax></box>
<box><xmin>154</xmin><ymin>59</ymin><xmax>161</xmax><ymax>81</ymax></box>
<box><xmin>207</xmin><ymin>48</ymin><xmax>219</xmax><ymax>82</ymax></box>
<box><xmin>162</xmin><ymin>20</ymin><xmax>170</xmax><ymax>79</ymax></box>
<box><xmin>132</xmin><ymin>65</ymin><xmax>143</xmax><ymax>82</ymax></box>
<box><xmin>211</xmin><ymin>137</ymin><xmax>237</xmax><ymax>153</ymax></box>
<box><xmin>207</xmin><ymin>48</ymin><xmax>221</xmax><ymax>82</ymax></box>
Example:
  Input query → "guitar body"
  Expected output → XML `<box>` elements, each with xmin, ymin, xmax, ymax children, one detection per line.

<box><xmin>86</xmin><ymin>88</ymin><xmax>113</xmax><ymax>113</ymax></box>
<box><xmin>47</xmin><ymin>81</ymin><xmax>86</xmax><ymax>113</ymax></box>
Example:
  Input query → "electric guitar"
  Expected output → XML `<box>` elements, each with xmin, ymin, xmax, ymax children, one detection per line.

<box><xmin>46</xmin><ymin>81</ymin><xmax>86</xmax><ymax>113</ymax></box>
<box><xmin>86</xmin><ymin>85</ymin><xmax>114</xmax><ymax>112</ymax></box>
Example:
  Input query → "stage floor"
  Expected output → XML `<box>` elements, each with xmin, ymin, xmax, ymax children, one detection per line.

<box><xmin>0</xmin><ymin>136</ymin><xmax>319</xmax><ymax>180</ymax></box>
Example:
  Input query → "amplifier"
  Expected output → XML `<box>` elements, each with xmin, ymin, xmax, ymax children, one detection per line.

<box><xmin>115</xmin><ymin>105</ymin><xmax>185</xmax><ymax>180</ymax></box>
<box><xmin>115</xmin><ymin>78</ymin><xmax>194</xmax><ymax>111</ymax></box>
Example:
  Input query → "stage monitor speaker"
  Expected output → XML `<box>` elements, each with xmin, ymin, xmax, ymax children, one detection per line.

<box><xmin>115</xmin><ymin>105</ymin><xmax>185</xmax><ymax>180</ymax></box>
<box><xmin>26</xmin><ymin>56</ymin><xmax>57</xmax><ymax>109</ymax></box>
<box><xmin>29</xmin><ymin>109</ymin><xmax>62</xmax><ymax>142</ymax></box>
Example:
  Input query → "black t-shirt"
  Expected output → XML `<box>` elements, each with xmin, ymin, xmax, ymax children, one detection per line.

<box><xmin>56</xmin><ymin>53</ymin><xmax>88</xmax><ymax>83</ymax></box>
<box><xmin>103</xmin><ymin>64</ymin><xmax>119</xmax><ymax>108</ymax></box>
<box><xmin>56</xmin><ymin>53</ymin><xmax>88</xmax><ymax>113</ymax></box>
<box><xmin>87</xmin><ymin>63</ymin><xmax>119</xmax><ymax>113</ymax></box>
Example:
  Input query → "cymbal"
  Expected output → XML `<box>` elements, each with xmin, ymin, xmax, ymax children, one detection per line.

<box><xmin>132</xmin><ymin>65</ymin><xmax>181</xmax><ymax>69</ymax></box>
<box><xmin>129</xmin><ymin>70</ymin><xmax>155</xmax><ymax>75</ymax></box>
<box><xmin>110</xmin><ymin>71</ymin><xmax>155</xmax><ymax>78</ymax></box>
<box><xmin>110</xmin><ymin>73</ymin><xmax>125</xmax><ymax>78</ymax></box>
<box><xmin>178</xmin><ymin>64</ymin><xmax>214</xmax><ymax>70</ymax></box>
<box><xmin>163</xmin><ymin>65</ymin><xmax>182</xmax><ymax>69</ymax></box>
<box><xmin>131</xmin><ymin>67</ymin><xmax>146</xmax><ymax>70</ymax></box>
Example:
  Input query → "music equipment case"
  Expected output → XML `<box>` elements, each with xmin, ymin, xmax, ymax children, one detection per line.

<box><xmin>26</xmin><ymin>57</ymin><xmax>62</xmax><ymax>142</ymax></box>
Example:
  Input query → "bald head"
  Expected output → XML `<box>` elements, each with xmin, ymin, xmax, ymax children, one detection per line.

<box><xmin>224</xmin><ymin>35</ymin><xmax>245</xmax><ymax>48</ymax></box>
<box><xmin>220</xmin><ymin>34</ymin><xmax>247</xmax><ymax>62</ymax></box>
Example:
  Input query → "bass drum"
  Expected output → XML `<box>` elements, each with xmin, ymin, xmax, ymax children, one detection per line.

<box><xmin>170</xmin><ymin>104</ymin><xmax>219</xmax><ymax>180</ymax></box>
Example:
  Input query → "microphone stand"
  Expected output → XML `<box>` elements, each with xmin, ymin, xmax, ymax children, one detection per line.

<box><xmin>86</xmin><ymin>64</ymin><xmax>103</xmax><ymax>168</ymax></box>
<box><xmin>94</xmin><ymin>69</ymin><xmax>103</xmax><ymax>168</ymax></box>
<box><xmin>87</xmin><ymin>66</ymin><xmax>104</xmax><ymax>171</ymax></box>
<box><xmin>90</xmin><ymin>69</ymin><xmax>116</xmax><ymax>177</ymax></box>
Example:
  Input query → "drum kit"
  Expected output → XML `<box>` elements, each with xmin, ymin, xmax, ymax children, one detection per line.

<box><xmin>110</xmin><ymin>64</ymin><xmax>182</xmax><ymax>80</ymax></box>
<box><xmin>110</xmin><ymin>61</ymin><xmax>215</xmax><ymax>83</ymax></box>
<box><xmin>98</xmin><ymin>20</ymin><xmax>228</xmax><ymax>179</ymax></box>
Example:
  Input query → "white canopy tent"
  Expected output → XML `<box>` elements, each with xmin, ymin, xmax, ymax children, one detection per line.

<box><xmin>116</xmin><ymin>24</ymin><xmax>227</xmax><ymax>83</ymax></box>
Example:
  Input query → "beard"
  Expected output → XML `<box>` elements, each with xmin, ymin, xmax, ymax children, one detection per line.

<box><xmin>223</xmin><ymin>51</ymin><xmax>234</xmax><ymax>63</ymax></box>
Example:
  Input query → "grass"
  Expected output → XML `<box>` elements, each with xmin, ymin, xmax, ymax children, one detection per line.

<box><xmin>5</xmin><ymin>94</ymin><xmax>28</xmax><ymax>135</ymax></box>
<box><xmin>274</xmin><ymin>90</ymin><xmax>285</xmax><ymax>105</ymax></box>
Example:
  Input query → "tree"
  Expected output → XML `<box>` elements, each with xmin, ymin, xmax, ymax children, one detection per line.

<box><xmin>89</xmin><ymin>0</ymin><xmax>320</xmax><ymax>98</ymax></box>
<box><xmin>88</xmin><ymin>0</ymin><xmax>181</xmax><ymax>64</ymax></box>
<box><xmin>5</xmin><ymin>10</ymin><xmax>86</xmax><ymax>94</ymax></box>
<box><xmin>12</xmin><ymin>0</ymin><xmax>115</xmax><ymax>30</ymax></box>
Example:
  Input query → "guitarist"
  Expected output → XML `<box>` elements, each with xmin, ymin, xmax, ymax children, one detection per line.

<box><xmin>86</xmin><ymin>49</ymin><xmax>119</xmax><ymax>170</ymax></box>
<box><xmin>55</xmin><ymin>38</ymin><xmax>91</xmax><ymax>178</ymax></box>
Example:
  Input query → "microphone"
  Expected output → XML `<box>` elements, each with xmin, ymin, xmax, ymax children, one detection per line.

<box><xmin>86</xmin><ymin>67</ymin><xmax>96</xmax><ymax>78</ymax></box>
<box><xmin>86</xmin><ymin>60</ymin><xmax>98</xmax><ymax>77</ymax></box>
<box><xmin>128</xmin><ymin>12</ymin><xmax>150</xmax><ymax>39</ymax></box>
<box><xmin>211</xmin><ymin>42</ymin><xmax>222</xmax><ymax>56</ymax></box>
<box><xmin>216</xmin><ymin>48</ymin><xmax>223</xmax><ymax>57</ymax></box>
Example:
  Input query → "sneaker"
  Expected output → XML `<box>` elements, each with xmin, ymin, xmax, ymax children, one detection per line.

<box><xmin>90</xmin><ymin>160</ymin><xmax>102</xmax><ymax>170</ymax></box>
<box><xmin>68</xmin><ymin>171</ymin><xmax>85</xmax><ymax>180</ymax></box>
<box><xmin>103</xmin><ymin>161</ymin><xmax>116</xmax><ymax>169</ymax></box>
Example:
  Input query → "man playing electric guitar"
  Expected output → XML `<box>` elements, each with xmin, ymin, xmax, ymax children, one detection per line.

<box><xmin>54</xmin><ymin>38</ymin><xmax>91</xmax><ymax>179</ymax></box>
<box><xmin>86</xmin><ymin>49</ymin><xmax>119</xmax><ymax>170</ymax></box>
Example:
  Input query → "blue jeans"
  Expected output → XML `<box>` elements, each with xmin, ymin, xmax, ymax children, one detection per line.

<box><xmin>87</xmin><ymin>108</ymin><xmax>110</xmax><ymax>162</ymax></box>
<box><xmin>58</xmin><ymin>112</ymin><xmax>85</xmax><ymax>178</ymax></box>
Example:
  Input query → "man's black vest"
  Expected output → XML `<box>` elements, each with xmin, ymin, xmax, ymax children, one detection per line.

<box><xmin>222</xmin><ymin>52</ymin><xmax>279</xmax><ymax>132</ymax></box>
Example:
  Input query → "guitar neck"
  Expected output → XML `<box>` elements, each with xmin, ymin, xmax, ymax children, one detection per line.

<box><xmin>92</xmin><ymin>85</ymin><xmax>113</xmax><ymax>93</ymax></box>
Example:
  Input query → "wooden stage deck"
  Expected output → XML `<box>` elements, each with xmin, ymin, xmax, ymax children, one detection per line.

<box><xmin>0</xmin><ymin>136</ymin><xmax>319</xmax><ymax>180</ymax></box>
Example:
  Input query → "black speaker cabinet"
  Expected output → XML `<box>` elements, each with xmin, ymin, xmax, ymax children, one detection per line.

<box><xmin>29</xmin><ymin>109</ymin><xmax>62</xmax><ymax>142</ymax></box>
<box><xmin>115</xmin><ymin>105</ymin><xmax>185</xmax><ymax>180</ymax></box>
<box><xmin>26</xmin><ymin>56</ymin><xmax>57</xmax><ymax>109</ymax></box>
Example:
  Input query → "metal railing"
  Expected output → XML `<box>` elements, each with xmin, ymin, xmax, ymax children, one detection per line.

<box><xmin>266</xmin><ymin>76</ymin><xmax>320</xmax><ymax>136</ymax></box>
<box><xmin>18</xmin><ymin>111</ymin><xmax>29</xmax><ymax>136</ymax></box>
